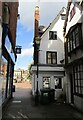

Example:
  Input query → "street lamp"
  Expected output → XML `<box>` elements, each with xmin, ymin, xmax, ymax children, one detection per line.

<box><xmin>35</xmin><ymin>36</ymin><xmax>41</xmax><ymax>105</ymax></box>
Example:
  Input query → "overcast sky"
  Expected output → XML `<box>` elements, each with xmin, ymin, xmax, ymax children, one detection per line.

<box><xmin>15</xmin><ymin>0</ymin><xmax>67</xmax><ymax>70</ymax></box>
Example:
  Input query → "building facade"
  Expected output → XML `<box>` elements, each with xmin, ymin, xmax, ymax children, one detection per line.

<box><xmin>0</xmin><ymin>2</ymin><xmax>18</xmax><ymax>106</ymax></box>
<box><xmin>31</xmin><ymin>7</ymin><xmax>66</xmax><ymax>100</ymax></box>
<box><xmin>14</xmin><ymin>69</ymin><xmax>22</xmax><ymax>83</ymax></box>
<box><xmin>64</xmin><ymin>1</ymin><xmax>83</xmax><ymax>112</ymax></box>
<box><xmin>14</xmin><ymin>69</ymin><xmax>28</xmax><ymax>82</ymax></box>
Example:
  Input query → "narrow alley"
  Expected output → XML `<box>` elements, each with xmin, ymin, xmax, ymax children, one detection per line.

<box><xmin>2</xmin><ymin>82</ymin><xmax>83</xmax><ymax>120</ymax></box>
<box><xmin>0</xmin><ymin>1</ymin><xmax>83</xmax><ymax>120</ymax></box>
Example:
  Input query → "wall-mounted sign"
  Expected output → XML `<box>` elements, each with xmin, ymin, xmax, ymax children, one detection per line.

<box><xmin>15</xmin><ymin>46</ymin><xmax>22</xmax><ymax>54</ymax></box>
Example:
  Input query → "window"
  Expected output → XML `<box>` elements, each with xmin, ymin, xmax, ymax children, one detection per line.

<box><xmin>73</xmin><ymin>63</ymin><xmax>83</xmax><ymax>96</ymax></box>
<box><xmin>69</xmin><ymin>34</ymin><xmax>73</xmax><ymax>51</ymax></box>
<box><xmin>49</xmin><ymin>31</ymin><xmax>57</xmax><ymax>40</ymax></box>
<box><xmin>67</xmin><ymin>24</ymin><xmax>82</xmax><ymax>53</ymax></box>
<box><xmin>61</xmin><ymin>14</ymin><xmax>66</xmax><ymax>20</ymax></box>
<box><xmin>1</xmin><ymin>56</ymin><xmax>8</xmax><ymax>102</ymax></box>
<box><xmin>54</xmin><ymin>77</ymin><xmax>62</xmax><ymax>89</ymax></box>
<box><xmin>43</xmin><ymin>77</ymin><xmax>50</xmax><ymax>88</ymax></box>
<box><xmin>74</xmin><ymin>27</ymin><xmax>79</xmax><ymax>47</ymax></box>
<box><xmin>47</xmin><ymin>51</ymin><xmax>57</xmax><ymax>64</ymax></box>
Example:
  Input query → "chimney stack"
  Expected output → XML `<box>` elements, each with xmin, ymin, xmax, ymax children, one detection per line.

<box><xmin>34</xmin><ymin>6</ymin><xmax>39</xmax><ymax>38</ymax></box>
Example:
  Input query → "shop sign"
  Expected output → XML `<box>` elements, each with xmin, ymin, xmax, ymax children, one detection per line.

<box><xmin>16</xmin><ymin>46</ymin><xmax>22</xmax><ymax>54</ymax></box>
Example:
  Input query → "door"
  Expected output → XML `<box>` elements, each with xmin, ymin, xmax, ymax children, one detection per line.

<box><xmin>54</xmin><ymin>77</ymin><xmax>62</xmax><ymax>100</ymax></box>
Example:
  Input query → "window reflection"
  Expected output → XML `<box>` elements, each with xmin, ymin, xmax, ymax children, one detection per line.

<box><xmin>54</xmin><ymin>78</ymin><xmax>62</xmax><ymax>89</ymax></box>
<box><xmin>43</xmin><ymin>77</ymin><xmax>50</xmax><ymax>89</ymax></box>
<box><xmin>1</xmin><ymin>56</ymin><xmax>8</xmax><ymax>102</ymax></box>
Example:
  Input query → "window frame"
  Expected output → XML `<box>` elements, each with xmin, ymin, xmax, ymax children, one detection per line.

<box><xmin>49</xmin><ymin>31</ymin><xmax>57</xmax><ymax>40</ymax></box>
<box><xmin>73</xmin><ymin>63</ymin><xmax>83</xmax><ymax>97</ymax></box>
<box><xmin>42</xmin><ymin>76</ymin><xmax>50</xmax><ymax>89</ymax></box>
<box><xmin>67</xmin><ymin>24</ymin><xmax>82</xmax><ymax>54</ymax></box>
<box><xmin>46</xmin><ymin>51</ymin><xmax>57</xmax><ymax>64</ymax></box>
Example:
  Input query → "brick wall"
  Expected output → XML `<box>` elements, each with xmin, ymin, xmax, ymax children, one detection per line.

<box><xmin>34</xmin><ymin>6</ymin><xmax>39</xmax><ymax>37</ymax></box>
<box><xmin>2</xmin><ymin>2</ymin><xmax>18</xmax><ymax>47</ymax></box>
<box><xmin>0</xmin><ymin>1</ymin><xmax>2</xmax><ymax>17</ymax></box>
<box><xmin>8</xmin><ymin>2</ymin><xmax>18</xmax><ymax>47</ymax></box>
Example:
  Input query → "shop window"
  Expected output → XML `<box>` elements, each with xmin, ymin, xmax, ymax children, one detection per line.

<box><xmin>43</xmin><ymin>77</ymin><xmax>50</xmax><ymax>89</ymax></box>
<box><xmin>73</xmin><ymin>63</ymin><xmax>83</xmax><ymax>96</ymax></box>
<box><xmin>67</xmin><ymin>38</ymin><xmax>70</xmax><ymax>53</ymax></box>
<box><xmin>7</xmin><ymin>61</ymin><xmax>12</xmax><ymax>95</ymax></box>
<box><xmin>47</xmin><ymin>51</ymin><xmax>57</xmax><ymax>64</ymax></box>
<box><xmin>54</xmin><ymin>78</ymin><xmax>62</xmax><ymax>89</ymax></box>
<box><xmin>1</xmin><ymin>56</ymin><xmax>8</xmax><ymax>102</ymax></box>
<box><xmin>49</xmin><ymin>31</ymin><xmax>57</xmax><ymax>40</ymax></box>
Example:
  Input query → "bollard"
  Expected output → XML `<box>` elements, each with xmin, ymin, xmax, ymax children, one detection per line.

<box><xmin>12</xmin><ymin>85</ymin><xmax>15</xmax><ymax>92</ymax></box>
<box><xmin>35</xmin><ymin>90</ymin><xmax>39</xmax><ymax>105</ymax></box>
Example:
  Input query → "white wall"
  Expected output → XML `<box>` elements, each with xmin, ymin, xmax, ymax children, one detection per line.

<box><xmin>32</xmin><ymin>70</ymin><xmax>64</xmax><ymax>98</ymax></box>
<box><xmin>66</xmin><ymin>3</ymin><xmax>83</xmax><ymax>35</ymax></box>
<box><xmin>39</xmin><ymin>14</ymin><xmax>65</xmax><ymax>64</ymax></box>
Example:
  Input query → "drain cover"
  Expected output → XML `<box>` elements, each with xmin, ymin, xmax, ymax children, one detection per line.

<box><xmin>12</xmin><ymin>100</ymin><xmax>21</xmax><ymax>103</ymax></box>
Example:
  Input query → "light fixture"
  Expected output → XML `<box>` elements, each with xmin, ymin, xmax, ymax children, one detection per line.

<box><xmin>35</xmin><ymin>36</ymin><xmax>41</xmax><ymax>45</ymax></box>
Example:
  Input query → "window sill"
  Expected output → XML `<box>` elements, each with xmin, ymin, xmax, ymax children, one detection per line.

<box><xmin>74</xmin><ymin>93</ymin><xmax>83</xmax><ymax>98</ymax></box>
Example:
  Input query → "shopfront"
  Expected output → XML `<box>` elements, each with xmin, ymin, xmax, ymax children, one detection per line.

<box><xmin>1</xmin><ymin>25</ymin><xmax>16</xmax><ymax>104</ymax></box>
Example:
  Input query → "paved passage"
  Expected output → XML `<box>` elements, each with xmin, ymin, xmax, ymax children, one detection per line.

<box><xmin>2</xmin><ymin>82</ymin><xmax>83</xmax><ymax>120</ymax></box>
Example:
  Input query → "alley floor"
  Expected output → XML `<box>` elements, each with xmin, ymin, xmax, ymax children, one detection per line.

<box><xmin>2</xmin><ymin>82</ymin><xmax>83</xmax><ymax>120</ymax></box>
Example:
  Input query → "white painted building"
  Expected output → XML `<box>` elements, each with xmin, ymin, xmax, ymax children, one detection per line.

<box><xmin>31</xmin><ymin>7</ymin><xmax>66</xmax><ymax>101</ymax></box>
<box><xmin>64</xmin><ymin>1</ymin><xmax>83</xmax><ymax>112</ymax></box>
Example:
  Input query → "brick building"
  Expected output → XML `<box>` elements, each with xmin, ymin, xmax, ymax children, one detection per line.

<box><xmin>0</xmin><ymin>1</ymin><xmax>19</xmax><ymax>106</ymax></box>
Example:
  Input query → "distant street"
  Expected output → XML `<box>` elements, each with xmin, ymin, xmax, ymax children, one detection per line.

<box><xmin>14</xmin><ymin>81</ymin><xmax>32</xmax><ymax>89</ymax></box>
